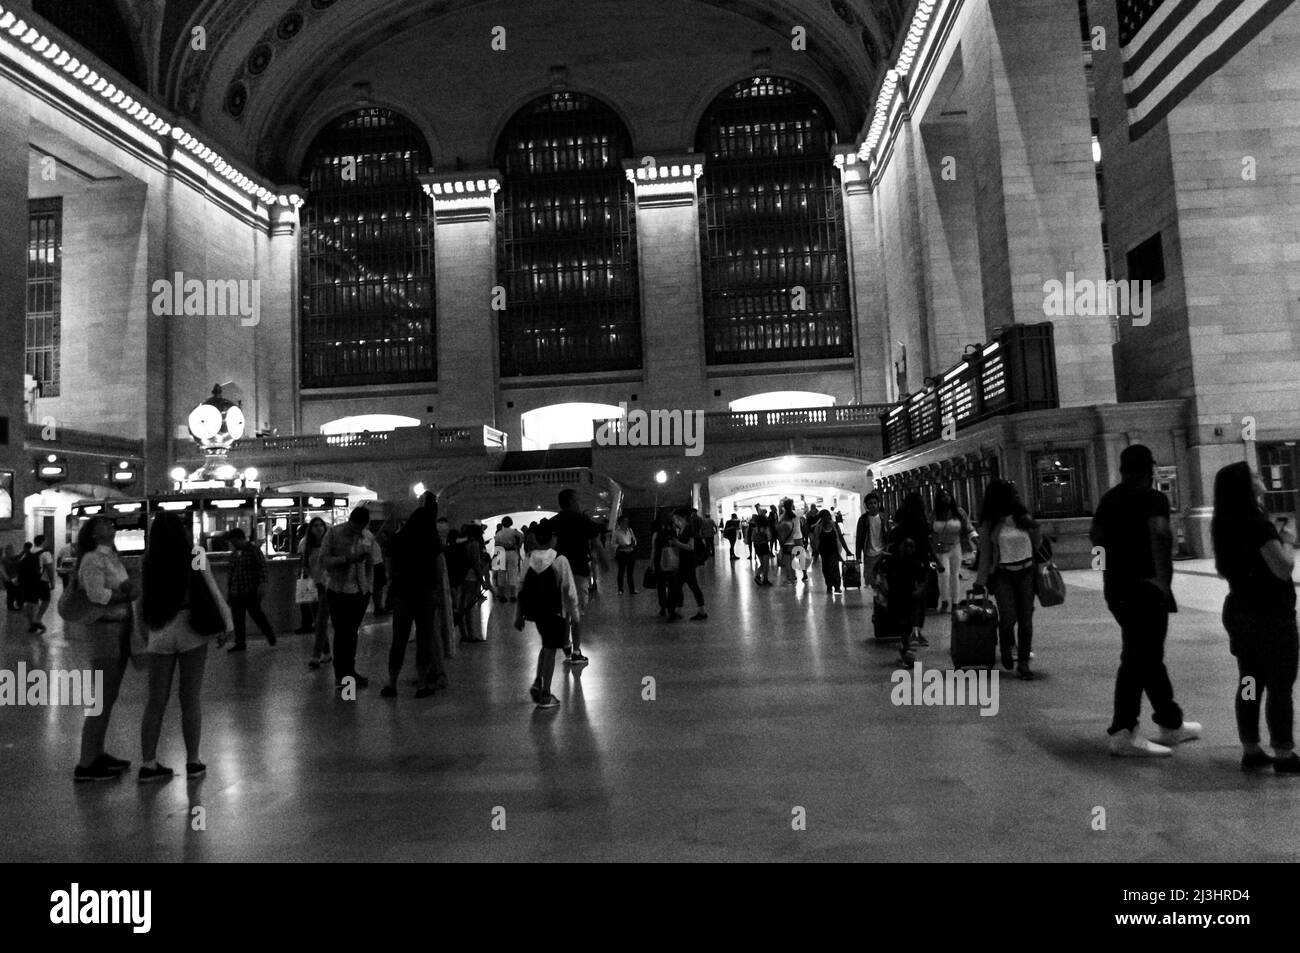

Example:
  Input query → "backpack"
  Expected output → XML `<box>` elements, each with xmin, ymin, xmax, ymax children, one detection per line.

<box><xmin>17</xmin><ymin>551</ymin><xmax>40</xmax><ymax>587</ymax></box>
<box><xmin>519</xmin><ymin>563</ymin><xmax>562</xmax><ymax>622</ymax></box>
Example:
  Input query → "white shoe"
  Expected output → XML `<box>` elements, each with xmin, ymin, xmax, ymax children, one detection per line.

<box><xmin>1151</xmin><ymin>721</ymin><xmax>1202</xmax><ymax>746</ymax></box>
<box><xmin>1109</xmin><ymin>729</ymin><xmax>1173</xmax><ymax>757</ymax></box>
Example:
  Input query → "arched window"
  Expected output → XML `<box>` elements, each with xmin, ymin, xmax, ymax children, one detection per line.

<box><xmin>696</xmin><ymin>77</ymin><xmax>852</xmax><ymax>365</ymax></box>
<box><xmin>299</xmin><ymin>109</ymin><xmax>434</xmax><ymax>388</ymax></box>
<box><xmin>495</xmin><ymin>92</ymin><xmax>640</xmax><ymax>377</ymax></box>
<box><xmin>33</xmin><ymin>0</ymin><xmax>142</xmax><ymax>87</ymax></box>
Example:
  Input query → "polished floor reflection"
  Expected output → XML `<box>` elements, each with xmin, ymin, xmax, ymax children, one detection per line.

<box><xmin>1</xmin><ymin>557</ymin><xmax>1297</xmax><ymax>862</ymax></box>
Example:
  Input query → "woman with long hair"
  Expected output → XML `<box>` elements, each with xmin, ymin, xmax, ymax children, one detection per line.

<box><xmin>138</xmin><ymin>512</ymin><xmax>232</xmax><ymax>782</ymax></box>
<box><xmin>974</xmin><ymin>479</ymin><xmax>1043</xmax><ymax>679</ymax></box>
<box><xmin>776</xmin><ymin>499</ymin><xmax>808</xmax><ymax>585</ymax></box>
<box><xmin>1212</xmin><ymin>461</ymin><xmax>1300</xmax><ymax>773</ymax></box>
<box><xmin>651</xmin><ymin>513</ymin><xmax>681</xmax><ymax>620</ymax></box>
<box><xmin>880</xmin><ymin>492</ymin><xmax>942</xmax><ymax>660</ymax></box>
<box><xmin>72</xmin><ymin>516</ymin><xmax>139</xmax><ymax>782</ymax></box>
<box><xmin>932</xmin><ymin>487</ymin><xmax>975</xmax><ymax>613</ymax></box>
<box><xmin>303</xmin><ymin>517</ymin><xmax>333</xmax><ymax>669</ymax></box>
<box><xmin>752</xmin><ymin>505</ymin><xmax>774</xmax><ymax>586</ymax></box>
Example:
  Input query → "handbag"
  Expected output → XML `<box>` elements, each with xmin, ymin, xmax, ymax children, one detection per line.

<box><xmin>490</xmin><ymin>548</ymin><xmax>507</xmax><ymax>572</ymax></box>
<box><xmin>57</xmin><ymin>572</ymin><xmax>102</xmax><ymax>625</ymax></box>
<box><xmin>295</xmin><ymin>574</ymin><xmax>318</xmax><ymax>604</ymax></box>
<box><xmin>659</xmin><ymin>545</ymin><xmax>679</xmax><ymax>573</ymax></box>
<box><xmin>187</xmin><ymin>569</ymin><xmax>227</xmax><ymax>636</ymax></box>
<box><xmin>1033</xmin><ymin>538</ymin><xmax>1066</xmax><ymax>607</ymax></box>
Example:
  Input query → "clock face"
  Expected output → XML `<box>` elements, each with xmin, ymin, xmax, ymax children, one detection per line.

<box><xmin>188</xmin><ymin>404</ymin><xmax>222</xmax><ymax>440</ymax></box>
<box><xmin>225</xmin><ymin>405</ymin><xmax>246</xmax><ymax>440</ymax></box>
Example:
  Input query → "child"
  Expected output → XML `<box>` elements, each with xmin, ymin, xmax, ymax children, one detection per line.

<box><xmin>514</xmin><ymin>519</ymin><xmax>579</xmax><ymax>709</ymax></box>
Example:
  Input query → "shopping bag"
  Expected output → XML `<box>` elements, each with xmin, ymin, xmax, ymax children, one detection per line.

<box><xmin>295</xmin><ymin>575</ymin><xmax>318</xmax><ymax>605</ymax></box>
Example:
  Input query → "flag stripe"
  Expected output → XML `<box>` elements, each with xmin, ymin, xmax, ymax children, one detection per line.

<box><xmin>1126</xmin><ymin>0</ymin><xmax>1253</xmax><ymax>95</ymax></box>
<box><xmin>1123</xmin><ymin>0</ymin><xmax>1202</xmax><ymax>76</ymax></box>
<box><xmin>1127</xmin><ymin>0</ymin><xmax>1295</xmax><ymax>139</ymax></box>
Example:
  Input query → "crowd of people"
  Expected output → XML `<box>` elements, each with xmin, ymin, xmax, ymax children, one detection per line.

<box><xmin>6</xmin><ymin>443</ymin><xmax>1299</xmax><ymax>782</ymax></box>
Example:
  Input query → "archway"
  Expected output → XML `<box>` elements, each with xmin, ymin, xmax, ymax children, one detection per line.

<box><xmin>728</xmin><ymin>391</ymin><xmax>835</xmax><ymax>412</ymax></box>
<box><xmin>707</xmin><ymin>454</ymin><xmax>874</xmax><ymax>549</ymax></box>
<box><xmin>520</xmin><ymin>402</ymin><xmax>624</xmax><ymax>450</ymax></box>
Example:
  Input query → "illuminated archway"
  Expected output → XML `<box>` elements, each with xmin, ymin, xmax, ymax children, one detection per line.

<box><xmin>520</xmin><ymin>402</ymin><xmax>624</xmax><ymax>450</ymax></box>
<box><xmin>728</xmin><ymin>391</ymin><xmax>835</xmax><ymax>412</ymax></box>
<box><xmin>320</xmin><ymin>414</ymin><xmax>420</xmax><ymax>435</ymax></box>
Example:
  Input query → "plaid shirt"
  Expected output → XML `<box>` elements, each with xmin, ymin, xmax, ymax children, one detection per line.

<box><xmin>227</xmin><ymin>545</ymin><xmax>267</xmax><ymax>597</ymax></box>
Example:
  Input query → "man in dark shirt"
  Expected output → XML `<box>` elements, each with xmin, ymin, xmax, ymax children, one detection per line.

<box><xmin>1091</xmin><ymin>444</ymin><xmax>1198</xmax><ymax>757</ymax></box>
<box><xmin>552</xmin><ymin>488</ymin><xmax>601</xmax><ymax>666</ymax></box>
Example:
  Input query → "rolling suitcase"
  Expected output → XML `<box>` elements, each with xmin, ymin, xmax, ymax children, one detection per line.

<box><xmin>950</xmin><ymin>589</ymin><xmax>998</xmax><ymax>668</ymax></box>
<box><xmin>841</xmin><ymin>558</ymin><xmax>862</xmax><ymax>589</ymax></box>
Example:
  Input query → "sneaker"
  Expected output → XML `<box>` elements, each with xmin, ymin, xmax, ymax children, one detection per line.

<box><xmin>536</xmin><ymin>693</ymin><xmax>560</xmax><ymax>709</ymax></box>
<box><xmin>529</xmin><ymin>682</ymin><xmax>542</xmax><ymax>703</ymax></box>
<box><xmin>562</xmin><ymin>644</ymin><xmax>572</xmax><ymax>658</ymax></box>
<box><xmin>1241</xmin><ymin>750</ymin><xmax>1274</xmax><ymax>772</ymax></box>
<box><xmin>1151</xmin><ymin>721</ymin><xmax>1202</xmax><ymax>747</ymax></box>
<box><xmin>186</xmin><ymin>762</ymin><xmax>206</xmax><ymax>780</ymax></box>
<box><xmin>1000</xmin><ymin>645</ymin><xmax>1014</xmax><ymax>671</ymax></box>
<box><xmin>569</xmin><ymin>654</ymin><xmax>589</xmax><ymax>667</ymax></box>
<box><xmin>227</xmin><ymin>644</ymin><xmax>247</xmax><ymax>654</ymax></box>
<box><xmin>1273</xmin><ymin>753</ymin><xmax>1300</xmax><ymax>774</ymax></box>
<box><xmin>93</xmin><ymin>753</ymin><xmax>130</xmax><ymax>774</ymax></box>
<box><xmin>690</xmin><ymin>611</ymin><xmax>708</xmax><ymax>621</ymax></box>
<box><xmin>266</xmin><ymin>634</ymin><xmax>278</xmax><ymax>647</ymax></box>
<box><xmin>1016</xmin><ymin>667</ymin><xmax>1036</xmax><ymax>681</ymax></box>
<box><xmin>138</xmin><ymin>764</ymin><xmax>175</xmax><ymax>783</ymax></box>
<box><xmin>73</xmin><ymin>763</ymin><xmax>121</xmax><ymax>783</ymax></box>
<box><xmin>1108</xmin><ymin>729</ymin><xmax>1173</xmax><ymax>758</ymax></box>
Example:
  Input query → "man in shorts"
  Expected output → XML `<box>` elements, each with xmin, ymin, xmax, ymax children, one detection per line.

<box><xmin>515</xmin><ymin>519</ymin><xmax>579</xmax><ymax>709</ymax></box>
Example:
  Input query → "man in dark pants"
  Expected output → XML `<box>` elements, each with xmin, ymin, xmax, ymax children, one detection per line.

<box><xmin>224</xmin><ymin>529</ymin><xmax>277</xmax><ymax>653</ymax></box>
<box><xmin>552</xmin><ymin>488</ymin><xmax>603</xmax><ymax>666</ymax></box>
<box><xmin>322</xmin><ymin>506</ymin><xmax>375</xmax><ymax>691</ymax></box>
<box><xmin>1091</xmin><ymin>444</ymin><xmax>1199</xmax><ymax>757</ymax></box>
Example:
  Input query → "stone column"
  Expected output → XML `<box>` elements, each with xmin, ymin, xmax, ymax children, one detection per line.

<box><xmin>963</xmin><ymin>0</ymin><xmax>1116</xmax><ymax>407</ymax></box>
<box><xmin>422</xmin><ymin>171</ymin><xmax>501</xmax><ymax>428</ymax></box>
<box><xmin>835</xmin><ymin>146</ymin><xmax>889</xmax><ymax>404</ymax></box>
<box><xmin>262</xmin><ymin>189</ymin><xmax>302</xmax><ymax>435</ymax></box>
<box><xmin>0</xmin><ymin>77</ymin><xmax>29</xmax><ymax>546</ymax></box>
<box><xmin>621</xmin><ymin>155</ymin><xmax>707</xmax><ymax>413</ymax></box>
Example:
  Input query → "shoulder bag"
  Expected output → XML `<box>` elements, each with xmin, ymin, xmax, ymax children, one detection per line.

<box><xmin>57</xmin><ymin>571</ymin><xmax>102</xmax><ymax>625</ymax></box>
<box><xmin>1033</xmin><ymin>537</ymin><xmax>1066</xmax><ymax>607</ymax></box>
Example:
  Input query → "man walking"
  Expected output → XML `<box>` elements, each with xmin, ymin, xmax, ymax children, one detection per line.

<box><xmin>225</xmin><ymin>528</ymin><xmax>277</xmax><ymax>653</ymax></box>
<box><xmin>855</xmin><ymin>493</ymin><xmax>888</xmax><ymax>587</ymax></box>
<box><xmin>1091</xmin><ymin>444</ymin><xmax>1200</xmax><ymax>757</ymax></box>
<box><xmin>20</xmin><ymin>535</ymin><xmax>55</xmax><ymax>634</ymax></box>
<box><xmin>322</xmin><ymin>506</ymin><xmax>375</xmax><ymax>690</ymax></box>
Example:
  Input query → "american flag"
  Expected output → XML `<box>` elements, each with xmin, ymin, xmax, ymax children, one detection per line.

<box><xmin>1119</xmin><ymin>0</ymin><xmax>1296</xmax><ymax>139</ymax></box>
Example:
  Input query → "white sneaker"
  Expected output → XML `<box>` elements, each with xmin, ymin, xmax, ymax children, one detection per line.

<box><xmin>1109</xmin><ymin>729</ymin><xmax>1173</xmax><ymax>757</ymax></box>
<box><xmin>1151</xmin><ymin>721</ymin><xmax>1202</xmax><ymax>746</ymax></box>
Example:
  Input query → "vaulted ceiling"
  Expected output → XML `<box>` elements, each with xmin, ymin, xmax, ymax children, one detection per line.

<box><xmin>43</xmin><ymin>0</ymin><xmax>916</xmax><ymax>176</ymax></box>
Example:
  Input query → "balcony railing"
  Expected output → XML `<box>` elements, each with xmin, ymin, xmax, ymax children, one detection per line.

<box><xmin>880</xmin><ymin>323</ymin><xmax>1059</xmax><ymax>457</ymax></box>
<box><xmin>593</xmin><ymin>404</ymin><xmax>889</xmax><ymax>441</ymax></box>
<box><xmin>223</xmin><ymin>425</ymin><xmax>507</xmax><ymax>460</ymax></box>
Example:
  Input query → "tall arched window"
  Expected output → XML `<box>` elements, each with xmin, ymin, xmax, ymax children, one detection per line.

<box><xmin>34</xmin><ymin>0</ymin><xmax>142</xmax><ymax>87</ymax></box>
<box><xmin>495</xmin><ymin>92</ymin><xmax>640</xmax><ymax>377</ymax></box>
<box><xmin>696</xmin><ymin>77</ymin><xmax>852</xmax><ymax>365</ymax></box>
<box><xmin>299</xmin><ymin>109</ymin><xmax>434</xmax><ymax>388</ymax></box>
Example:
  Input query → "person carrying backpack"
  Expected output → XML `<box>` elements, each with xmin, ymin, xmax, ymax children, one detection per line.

<box><xmin>514</xmin><ymin>519</ymin><xmax>579</xmax><ymax>710</ymax></box>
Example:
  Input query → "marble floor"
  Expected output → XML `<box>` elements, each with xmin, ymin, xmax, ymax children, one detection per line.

<box><xmin>1</xmin><ymin>555</ymin><xmax>1297</xmax><ymax>863</ymax></box>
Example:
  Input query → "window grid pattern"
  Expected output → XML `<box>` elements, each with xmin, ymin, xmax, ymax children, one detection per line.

<box><xmin>27</xmin><ymin>198</ymin><xmax>62</xmax><ymax>398</ymax></box>
<box><xmin>496</xmin><ymin>92</ymin><xmax>641</xmax><ymax>377</ymax></box>
<box><xmin>300</xmin><ymin>109</ymin><xmax>435</xmax><ymax>388</ymax></box>
<box><xmin>697</xmin><ymin>77</ymin><xmax>852</xmax><ymax>365</ymax></box>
